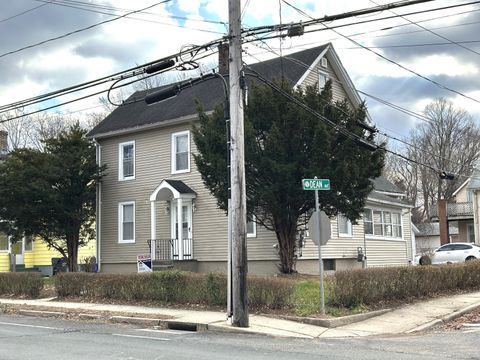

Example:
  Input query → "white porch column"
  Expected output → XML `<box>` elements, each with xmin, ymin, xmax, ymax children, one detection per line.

<box><xmin>150</xmin><ymin>201</ymin><xmax>156</xmax><ymax>260</ymax></box>
<box><xmin>177</xmin><ymin>197</ymin><xmax>184</xmax><ymax>260</ymax></box>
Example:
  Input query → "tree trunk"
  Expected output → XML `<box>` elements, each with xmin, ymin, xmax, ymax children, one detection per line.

<box><xmin>66</xmin><ymin>232</ymin><xmax>79</xmax><ymax>272</ymax></box>
<box><xmin>275</xmin><ymin>224</ymin><xmax>297</xmax><ymax>274</ymax></box>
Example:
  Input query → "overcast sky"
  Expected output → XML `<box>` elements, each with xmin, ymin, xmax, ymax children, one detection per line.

<box><xmin>0</xmin><ymin>0</ymin><xmax>478</xmax><ymax>142</ymax></box>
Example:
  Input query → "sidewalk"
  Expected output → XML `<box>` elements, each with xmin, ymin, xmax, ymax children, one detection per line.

<box><xmin>1</xmin><ymin>291</ymin><xmax>480</xmax><ymax>339</ymax></box>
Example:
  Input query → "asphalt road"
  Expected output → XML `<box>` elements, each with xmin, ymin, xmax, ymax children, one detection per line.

<box><xmin>0</xmin><ymin>314</ymin><xmax>478</xmax><ymax>360</ymax></box>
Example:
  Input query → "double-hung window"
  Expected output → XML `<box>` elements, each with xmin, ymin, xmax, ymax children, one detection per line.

<box><xmin>119</xmin><ymin>141</ymin><xmax>135</xmax><ymax>180</ymax></box>
<box><xmin>172</xmin><ymin>131</ymin><xmax>190</xmax><ymax>173</ymax></box>
<box><xmin>337</xmin><ymin>214</ymin><xmax>352</xmax><ymax>237</ymax></box>
<box><xmin>364</xmin><ymin>208</ymin><xmax>402</xmax><ymax>238</ymax></box>
<box><xmin>319</xmin><ymin>71</ymin><xmax>329</xmax><ymax>91</ymax></box>
<box><xmin>119</xmin><ymin>201</ymin><xmax>135</xmax><ymax>243</ymax></box>
<box><xmin>247</xmin><ymin>216</ymin><xmax>257</xmax><ymax>238</ymax></box>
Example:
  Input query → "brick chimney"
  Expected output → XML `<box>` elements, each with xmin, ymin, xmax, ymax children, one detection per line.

<box><xmin>218</xmin><ymin>43</ymin><xmax>229</xmax><ymax>75</ymax></box>
<box><xmin>0</xmin><ymin>130</ymin><xmax>7</xmax><ymax>155</ymax></box>
<box><xmin>438</xmin><ymin>198</ymin><xmax>449</xmax><ymax>245</ymax></box>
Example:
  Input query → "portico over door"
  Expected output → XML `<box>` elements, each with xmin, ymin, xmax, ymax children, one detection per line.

<box><xmin>149</xmin><ymin>179</ymin><xmax>196</xmax><ymax>260</ymax></box>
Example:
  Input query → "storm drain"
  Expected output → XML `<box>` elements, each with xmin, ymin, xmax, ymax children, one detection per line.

<box><xmin>156</xmin><ymin>321</ymin><xmax>207</xmax><ymax>332</ymax></box>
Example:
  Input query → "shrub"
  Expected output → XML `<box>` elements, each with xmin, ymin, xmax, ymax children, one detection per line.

<box><xmin>53</xmin><ymin>271</ymin><xmax>297</xmax><ymax>310</ymax></box>
<box><xmin>248</xmin><ymin>276</ymin><xmax>295</xmax><ymax>309</ymax></box>
<box><xmin>0</xmin><ymin>273</ymin><xmax>43</xmax><ymax>298</ymax></box>
<box><xmin>330</xmin><ymin>261</ymin><xmax>480</xmax><ymax>307</ymax></box>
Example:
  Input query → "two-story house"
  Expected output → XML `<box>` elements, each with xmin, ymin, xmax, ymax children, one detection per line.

<box><xmin>88</xmin><ymin>43</ymin><xmax>414</xmax><ymax>274</ymax></box>
<box><xmin>431</xmin><ymin>167</ymin><xmax>480</xmax><ymax>245</ymax></box>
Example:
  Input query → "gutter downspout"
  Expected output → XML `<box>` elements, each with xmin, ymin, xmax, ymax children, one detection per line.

<box><xmin>94</xmin><ymin>139</ymin><xmax>102</xmax><ymax>272</ymax></box>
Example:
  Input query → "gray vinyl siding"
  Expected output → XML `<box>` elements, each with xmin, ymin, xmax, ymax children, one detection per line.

<box><xmin>298</xmin><ymin>55</ymin><xmax>351</xmax><ymax>105</ymax></box>
<box><xmin>99</xmin><ymin>122</ymin><xmax>229</xmax><ymax>265</ymax></box>
<box><xmin>299</xmin><ymin>204</ymin><xmax>412</xmax><ymax>267</ymax></box>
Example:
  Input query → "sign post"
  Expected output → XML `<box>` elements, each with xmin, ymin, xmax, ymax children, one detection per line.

<box><xmin>303</xmin><ymin>176</ymin><xmax>330</xmax><ymax>315</ymax></box>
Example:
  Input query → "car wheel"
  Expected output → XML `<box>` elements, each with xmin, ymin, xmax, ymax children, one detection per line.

<box><xmin>465</xmin><ymin>256</ymin><xmax>476</xmax><ymax>262</ymax></box>
<box><xmin>419</xmin><ymin>255</ymin><xmax>431</xmax><ymax>266</ymax></box>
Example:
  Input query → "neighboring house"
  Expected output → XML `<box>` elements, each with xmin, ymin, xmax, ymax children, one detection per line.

<box><xmin>431</xmin><ymin>167</ymin><xmax>480</xmax><ymax>244</ymax></box>
<box><xmin>414</xmin><ymin>222</ymin><xmax>459</xmax><ymax>254</ymax></box>
<box><xmin>88</xmin><ymin>43</ymin><xmax>414</xmax><ymax>274</ymax></box>
<box><xmin>0</xmin><ymin>131</ymin><xmax>96</xmax><ymax>275</ymax></box>
<box><xmin>0</xmin><ymin>233</ymin><xmax>96</xmax><ymax>275</ymax></box>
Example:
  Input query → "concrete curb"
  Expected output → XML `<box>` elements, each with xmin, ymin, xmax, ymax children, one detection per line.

<box><xmin>109</xmin><ymin>316</ymin><xmax>165</xmax><ymax>327</ymax></box>
<box><xmin>406</xmin><ymin>302</ymin><xmax>480</xmax><ymax>334</ymax></box>
<box><xmin>18</xmin><ymin>310</ymin><xmax>65</xmax><ymax>318</ymax></box>
<box><xmin>278</xmin><ymin>308</ymin><xmax>392</xmax><ymax>328</ymax></box>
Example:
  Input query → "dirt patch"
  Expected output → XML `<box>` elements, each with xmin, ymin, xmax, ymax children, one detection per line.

<box><xmin>440</xmin><ymin>307</ymin><xmax>480</xmax><ymax>331</ymax></box>
<box><xmin>1</xmin><ymin>303</ymin><xmax>174</xmax><ymax>322</ymax></box>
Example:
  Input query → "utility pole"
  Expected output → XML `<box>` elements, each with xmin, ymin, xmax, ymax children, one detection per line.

<box><xmin>229</xmin><ymin>0</ymin><xmax>249</xmax><ymax>327</ymax></box>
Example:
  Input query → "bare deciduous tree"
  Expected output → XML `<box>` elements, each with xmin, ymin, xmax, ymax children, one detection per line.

<box><xmin>386</xmin><ymin>98</ymin><xmax>480</xmax><ymax>220</ymax></box>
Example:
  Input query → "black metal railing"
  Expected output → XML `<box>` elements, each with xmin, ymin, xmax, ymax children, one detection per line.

<box><xmin>148</xmin><ymin>238</ymin><xmax>193</xmax><ymax>260</ymax></box>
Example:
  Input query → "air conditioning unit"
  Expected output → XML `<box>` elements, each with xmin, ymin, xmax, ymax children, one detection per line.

<box><xmin>321</xmin><ymin>57</ymin><xmax>328</xmax><ymax>68</ymax></box>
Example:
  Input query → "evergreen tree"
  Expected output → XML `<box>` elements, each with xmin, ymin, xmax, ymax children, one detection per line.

<box><xmin>193</xmin><ymin>80</ymin><xmax>384</xmax><ymax>273</ymax></box>
<box><xmin>0</xmin><ymin>123</ymin><xmax>103</xmax><ymax>271</ymax></box>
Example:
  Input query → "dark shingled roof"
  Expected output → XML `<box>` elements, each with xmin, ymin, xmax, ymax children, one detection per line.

<box><xmin>165</xmin><ymin>180</ymin><xmax>196</xmax><ymax>195</ymax></box>
<box><xmin>88</xmin><ymin>44</ymin><xmax>329</xmax><ymax>138</ymax></box>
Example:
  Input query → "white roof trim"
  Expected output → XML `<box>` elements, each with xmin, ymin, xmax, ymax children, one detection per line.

<box><xmin>453</xmin><ymin>178</ymin><xmax>470</xmax><ymax>197</ymax></box>
<box><xmin>366</xmin><ymin>197</ymin><xmax>413</xmax><ymax>209</ymax></box>
<box><xmin>294</xmin><ymin>45</ymin><xmax>330</xmax><ymax>89</ymax></box>
<box><xmin>150</xmin><ymin>180</ymin><xmax>196</xmax><ymax>202</ymax></box>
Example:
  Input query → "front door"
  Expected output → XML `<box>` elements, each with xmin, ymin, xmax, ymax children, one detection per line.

<box><xmin>171</xmin><ymin>200</ymin><xmax>193</xmax><ymax>259</ymax></box>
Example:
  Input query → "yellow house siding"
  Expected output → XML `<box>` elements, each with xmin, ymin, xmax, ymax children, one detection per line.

<box><xmin>23</xmin><ymin>239</ymin><xmax>96</xmax><ymax>268</ymax></box>
<box><xmin>0</xmin><ymin>253</ymin><xmax>9</xmax><ymax>272</ymax></box>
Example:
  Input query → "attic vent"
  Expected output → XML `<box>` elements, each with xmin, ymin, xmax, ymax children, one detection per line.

<box><xmin>321</xmin><ymin>57</ymin><xmax>328</xmax><ymax>68</ymax></box>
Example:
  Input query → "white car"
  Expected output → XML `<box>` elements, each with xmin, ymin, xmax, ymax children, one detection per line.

<box><xmin>422</xmin><ymin>243</ymin><xmax>480</xmax><ymax>265</ymax></box>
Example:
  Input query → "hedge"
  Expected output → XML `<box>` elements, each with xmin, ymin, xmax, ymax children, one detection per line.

<box><xmin>0</xmin><ymin>273</ymin><xmax>43</xmax><ymax>298</ymax></box>
<box><xmin>54</xmin><ymin>271</ymin><xmax>295</xmax><ymax>310</ymax></box>
<box><xmin>330</xmin><ymin>261</ymin><xmax>480</xmax><ymax>307</ymax></box>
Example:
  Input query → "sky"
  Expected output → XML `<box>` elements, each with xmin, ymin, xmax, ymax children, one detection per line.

<box><xmin>0</xmin><ymin>0</ymin><xmax>479</xmax><ymax>144</ymax></box>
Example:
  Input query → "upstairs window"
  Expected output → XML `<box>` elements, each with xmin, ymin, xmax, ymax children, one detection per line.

<box><xmin>119</xmin><ymin>141</ymin><xmax>135</xmax><ymax>180</ymax></box>
<box><xmin>247</xmin><ymin>216</ymin><xmax>257</xmax><ymax>238</ymax></box>
<box><xmin>319</xmin><ymin>72</ymin><xmax>329</xmax><ymax>91</ymax></box>
<box><xmin>172</xmin><ymin>131</ymin><xmax>190</xmax><ymax>173</ymax></box>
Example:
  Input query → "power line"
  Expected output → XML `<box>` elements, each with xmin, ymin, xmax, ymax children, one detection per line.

<box><xmin>34</xmin><ymin>0</ymin><xmax>226</xmax><ymax>34</ymax></box>
<box><xmin>0</xmin><ymin>2</ymin><xmax>49</xmax><ymax>24</ymax></box>
<box><xmin>369</xmin><ymin>0</ymin><xmax>480</xmax><ymax>57</ymax></box>
<box><xmin>280</xmin><ymin>0</ymin><xmax>480</xmax><ymax>105</ymax></box>
<box><xmin>0</xmin><ymin>0</ymin><xmax>173</xmax><ymax>60</ymax></box>
<box><xmin>244</xmin><ymin>64</ymin><xmax>452</xmax><ymax>176</ymax></box>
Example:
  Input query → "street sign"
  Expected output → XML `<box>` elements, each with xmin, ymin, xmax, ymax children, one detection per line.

<box><xmin>308</xmin><ymin>211</ymin><xmax>331</xmax><ymax>246</ymax></box>
<box><xmin>302</xmin><ymin>178</ymin><xmax>330</xmax><ymax>190</ymax></box>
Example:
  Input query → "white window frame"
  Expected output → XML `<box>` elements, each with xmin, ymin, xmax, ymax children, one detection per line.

<box><xmin>171</xmin><ymin>131</ymin><xmax>190</xmax><ymax>174</ymax></box>
<box><xmin>364</xmin><ymin>207</ymin><xmax>403</xmax><ymax>240</ymax></box>
<box><xmin>337</xmin><ymin>214</ymin><xmax>352</xmax><ymax>237</ymax></box>
<box><xmin>118</xmin><ymin>201</ymin><xmax>135</xmax><ymax>244</ymax></box>
<box><xmin>247</xmin><ymin>216</ymin><xmax>257</xmax><ymax>238</ymax></box>
<box><xmin>318</xmin><ymin>71</ymin><xmax>329</xmax><ymax>91</ymax></box>
<box><xmin>118</xmin><ymin>140</ymin><xmax>135</xmax><ymax>181</ymax></box>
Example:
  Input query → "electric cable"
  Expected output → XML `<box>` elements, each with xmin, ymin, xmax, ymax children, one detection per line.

<box><xmin>281</xmin><ymin>0</ymin><xmax>480</xmax><ymax>105</ymax></box>
<box><xmin>0</xmin><ymin>0</ymin><xmax>173</xmax><ymax>60</ymax></box>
